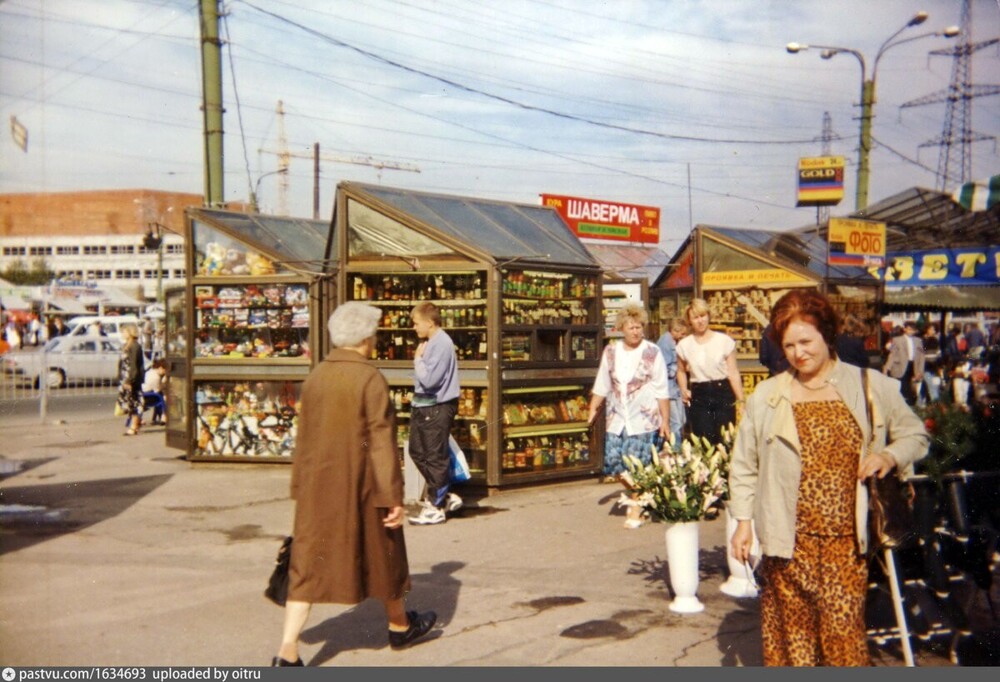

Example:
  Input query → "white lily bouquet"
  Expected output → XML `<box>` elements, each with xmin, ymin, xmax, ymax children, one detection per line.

<box><xmin>618</xmin><ymin>426</ymin><xmax>736</xmax><ymax>524</ymax></box>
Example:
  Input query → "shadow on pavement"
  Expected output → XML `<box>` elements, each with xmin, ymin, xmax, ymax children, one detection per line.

<box><xmin>300</xmin><ymin>560</ymin><xmax>464</xmax><ymax>665</ymax></box>
<box><xmin>716</xmin><ymin>599</ymin><xmax>763</xmax><ymax>666</ymax></box>
<box><xmin>0</xmin><ymin>473</ymin><xmax>173</xmax><ymax>555</ymax></box>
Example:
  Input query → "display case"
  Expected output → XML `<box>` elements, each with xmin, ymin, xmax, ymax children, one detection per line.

<box><xmin>499</xmin><ymin>384</ymin><xmax>593</xmax><ymax>476</ymax></box>
<box><xmin>193</xmin><ymin>380</ymin><xmax>301</xmax><ymax>457</ymax></box>
<box><xmin>347</xmin><ymin>271</ymin><xmax>487</xmax><ymax>362</ymax></box>
<box><xmin>174</xmin><ymin>208</ymin><xmax>335</xmax><ymax>462</ymax></box>
<box><xmin>500</xmin><ymin>268</ymin><xmax>600</xmax><ymax>365</ymax></box>
<box><xmin>193</xmin><ymin>283</ymin><xmax>311</xmax><ymax>359</ymax></box>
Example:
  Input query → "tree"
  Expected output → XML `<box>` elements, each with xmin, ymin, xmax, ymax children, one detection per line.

<box><xmin>2</xmin><ymin>258</ymin><xmax>56</xmax><ymax>286</ymax></box>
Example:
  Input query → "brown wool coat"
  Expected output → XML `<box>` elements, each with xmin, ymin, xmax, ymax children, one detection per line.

<box><xmin>287</xmin><ymin>348</ymin><xmax>410</xmax><ymax>604</ymax></box>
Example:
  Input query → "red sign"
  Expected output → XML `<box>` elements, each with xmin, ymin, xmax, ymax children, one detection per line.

<box><xmin>541</xmin><ymin>193</ymin><xmax>660</xmax><ymax>244</ymax></box>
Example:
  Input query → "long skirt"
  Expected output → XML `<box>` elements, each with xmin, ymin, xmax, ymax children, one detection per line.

<box><xmin>603</xmin><ymin>430</ymin><xmax>661</xmax><ymax>477</ymax></box>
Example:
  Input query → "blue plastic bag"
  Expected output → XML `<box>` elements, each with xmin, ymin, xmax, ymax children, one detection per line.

<box><xmin>448</xmin><ymin>435</ymin><xmax>471</xmax><ymax>483</ymax></box>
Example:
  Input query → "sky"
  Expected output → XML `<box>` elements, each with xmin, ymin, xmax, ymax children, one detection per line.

<box><xmin>1</xmin><ymin>0</ymin><xmax>998</xmax><ymax>256</ymax></box>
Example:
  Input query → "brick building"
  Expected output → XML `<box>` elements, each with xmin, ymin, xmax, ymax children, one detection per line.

<box><xmin>0</xmin><ymin>189</ymin><xmax>202</xmax><ymax>301</ymax></box>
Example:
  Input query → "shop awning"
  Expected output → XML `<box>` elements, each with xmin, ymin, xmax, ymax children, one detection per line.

<box><xmin>583</xmin><ymin>243</ymin><xmax>672</xmax><ymax>281</ymax></box>
<box><xmin>342</xmin><ymin>183</ymin><xmax>598</xmax><ymax>268</ymax></box>
<box><xmin>831</xmin><ymin>186</ymin><xmax>999</xmax><ymax>252</ymax></box>
<box><xmin>189</xmin><ymin>209</ymin><xmax>335</xmax><ymax>273</ymax></box>
<box><xmin>706</xmin><ymin>225</ymin><xmax>875</xmax><ymax>283</ymax></box>
<box><xmin>883</xmin><ymin>285</ymin><xmax>1000</xmax><ymax>312</ymax></box>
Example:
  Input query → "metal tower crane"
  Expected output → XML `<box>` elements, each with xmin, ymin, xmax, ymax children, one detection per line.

<box><xmin>258</xmin><ymin>101</ymin><xmax>420</xmax><ymax>217</ymax></box>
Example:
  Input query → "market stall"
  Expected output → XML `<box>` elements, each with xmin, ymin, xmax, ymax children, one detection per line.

<box><xmin>649</xmin><ymin>224</ymin><xmax>880</xmax><ymax>395</ymax></box>
<box><xmin>333</xmin><ymin>182</ymin><xmax>605</xmax><ymax>489</ymax></box>
<box><xmin>167</xmin><ymin>209</ymin><xmax>336</xmax><ymax>460</ymax></box>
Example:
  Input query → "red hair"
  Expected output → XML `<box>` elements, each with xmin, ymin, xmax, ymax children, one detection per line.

<box><xmin>769</xmin><ymin>289</ymin><xmax>840</xmax><ymax>355</ymax></box>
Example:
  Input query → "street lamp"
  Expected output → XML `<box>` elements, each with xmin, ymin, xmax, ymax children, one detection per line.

<box><xmin>141</xmin><ymin>207</ymin><xmax>174</xmax><ymax>305</ymax></box>
<box><xmin>251</xmin><ymin>168</ymin><xmax>288</xmax><ymax>214</ymax></box>
<box><xmin>142</xmin><ymin>223</ymin><xmax>164</xmax><ymax>305</ymax></box>
<box><xmin>787</xmin><ymin>12</ymin><xmax>959</xmax><ymax>212</ymax></box>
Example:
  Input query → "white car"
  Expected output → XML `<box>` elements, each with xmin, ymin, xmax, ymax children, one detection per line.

<box><xmin>3</xmin><ymin>335</ymin><xmax>123</xmax><ymax>388</ymax></box>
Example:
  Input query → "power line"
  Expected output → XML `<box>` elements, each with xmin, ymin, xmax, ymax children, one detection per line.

<box><xmin>238</xmin><ymin>0</ymin><xmax>824</xmax><ymax>146</ymax></box>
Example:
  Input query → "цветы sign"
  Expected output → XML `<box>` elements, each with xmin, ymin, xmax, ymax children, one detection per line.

<box><xmin>541</xmin><ymin>193</ymin><xmax>660</xmax><ymax>244</ymax></box>
<box><xmin>874</xmin><ymin>246</ymin><xmax>1000</xmax><ymax>286</ymax></box>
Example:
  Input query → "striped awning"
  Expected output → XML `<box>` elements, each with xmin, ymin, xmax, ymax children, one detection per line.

<box><xmin>953</xmin><ymin>175</ymin><xmax>1000</xmax><ymax>211</ymax></box>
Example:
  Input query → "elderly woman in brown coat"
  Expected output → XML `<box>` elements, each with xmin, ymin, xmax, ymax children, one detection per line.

<box><xmin>273</xmin><ymin>302</ymin><xmax>437</xmax><ymax>666</ymax></box>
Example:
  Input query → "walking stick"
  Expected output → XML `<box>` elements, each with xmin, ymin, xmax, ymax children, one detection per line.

<box><xmin>882</xmin><ymin>547</ymin><xmax>915</xmax><ymax>667</ymax></box>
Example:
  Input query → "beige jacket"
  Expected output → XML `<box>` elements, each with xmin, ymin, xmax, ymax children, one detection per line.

<box><xmin>728</xmin><ymin>360</ymin><xmax>929</xmax><ymax>558</ymax></box>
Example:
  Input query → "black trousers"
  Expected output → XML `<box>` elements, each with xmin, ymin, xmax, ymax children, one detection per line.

<box><xmin>900</xmin><ymin>361</ymin><xmax>917</xmax><ymax>405</ymax></box>
<box><xmin>688</xmin><ymin>379</ymin><xmax>736</xmax><ymax>446</ymax></box>
<box><xmin>408</xmin><ymin>401</ymin><xmax>457</xmax><ymax>508</ymax></box>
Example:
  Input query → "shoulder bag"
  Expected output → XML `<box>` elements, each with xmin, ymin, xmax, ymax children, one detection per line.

<box><xmin>861</xmin><ymin>368</ymin><xmax>915</xmax><ymax>555</ymax></box>
<box><xmin>264</xmin><ymin>535</ymin><xmax>293</xmax><ymax>606</ymax></box>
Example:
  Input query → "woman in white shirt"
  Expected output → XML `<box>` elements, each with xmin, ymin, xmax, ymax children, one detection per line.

<box><xmin>588</xmin><ymin>304</ymin><xmax>670</xmax><ymax>528</ymax></box>
<box><xmin>676</xmin><ymin>298</ymin><xmax>744</xmax><ymax>446</ymax></box>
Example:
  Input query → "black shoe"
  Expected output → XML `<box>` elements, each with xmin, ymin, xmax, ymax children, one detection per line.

<box><xmin>388</xmin><ymin>610</ymin><xmax>437</xmax><ymax>649</ymax></box>
<box><xmin>271</xmin><ymin>656</ymin><xmax>303</xmax><ymax>667</ymax></box>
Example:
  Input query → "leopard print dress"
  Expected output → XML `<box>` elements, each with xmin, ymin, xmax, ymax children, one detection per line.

<box><xmin>760</xmin><ymin>400</ymin><xmax>871</xmax><ymax>667</ymax></box>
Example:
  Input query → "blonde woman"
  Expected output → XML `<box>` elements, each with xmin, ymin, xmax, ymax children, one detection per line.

<box><xmin>588</xmin><ymin>304</ymin><xmax>670</xmax><ymax>528</ymax></box>
<box><xmin>117</xmin><ymin>323</ymin><xmax>145</xmax><ymax>435</ymax></box>
<box><xmin>676</xmin><ymin>298</ymin><xmax>743</xmax><ymax>446</ymax></box>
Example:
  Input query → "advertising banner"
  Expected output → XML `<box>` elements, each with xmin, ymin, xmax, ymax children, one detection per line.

<box><xmin>541</xmin><ymin>193</ymin><xmax>660</xmax><ymax>244</ymax></box>
<box><xmin>874</xmin><ymin>246</ymin><xmax>1000</xmax><ymax>286</ymax></box>
<box><xmin>828</xmin><ymin>217</ymin><xmax>885</xmax><ymax>267</ymax></box>
<box><xmin>702</xmin><ymin>268</ymin><xmax>811</xmax><ymax>288</ymax></box>
<box><xmin>797</xmin><ymin>156</ymin><xmax>845</xmax><ymax>207</ymax></box>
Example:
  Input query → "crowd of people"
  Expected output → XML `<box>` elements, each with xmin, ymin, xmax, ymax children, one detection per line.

<box><xmin>883</xmin><ymin>319</ymin><xmax>999</xmax><ymax>409</ymax></box>
<box><xmin>586</xmin><ymin>291</ymin><xmax>1000</xmax><ymax>665</ymax></box>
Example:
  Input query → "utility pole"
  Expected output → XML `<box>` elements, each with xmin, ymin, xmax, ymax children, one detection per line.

<box><xmin>313</xmin><ymin>143</ymin><xmax>320</xmax><ymax>219</ymax></box>
<box><xmin>199</xmin><ymin>0</ymin><xmax>224</xmax><ymax>207</ymax></box>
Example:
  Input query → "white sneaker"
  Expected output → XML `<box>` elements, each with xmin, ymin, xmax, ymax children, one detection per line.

<box><xmin>408</xmin><ymin>506</ymin><xmax>446</xmax><ymax>525</ymax></box>
<box><xmin>445</xmin><ymin>493</ymin><xmax>463</xmax><ymax>513</ymax></box>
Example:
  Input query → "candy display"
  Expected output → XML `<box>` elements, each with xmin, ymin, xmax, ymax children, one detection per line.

<box><xmin>194</xmin><ymin>381</ymin><xmax>301</xmax><ymax>458</ymax></box>
<box><xmin>194</xmin><ymin>283</ymin><xmax>310</xmax><ymax>359</ymax></box>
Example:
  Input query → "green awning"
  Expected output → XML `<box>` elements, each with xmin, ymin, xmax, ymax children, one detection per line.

<box><xmin>883</xmin><ymin>285</ymin><xmax>1000</xmax><ymax>312</ymax></box>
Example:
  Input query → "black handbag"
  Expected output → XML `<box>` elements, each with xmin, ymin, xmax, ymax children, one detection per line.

<box><xmin>861</xmin><ymin>369</ymin><xmax>915</xmax><ymax>554</ymax></box>
<box><xmin>264</xmin><ymin>536</ymin><xmax>293</xmax><ymax>606</ymax></box>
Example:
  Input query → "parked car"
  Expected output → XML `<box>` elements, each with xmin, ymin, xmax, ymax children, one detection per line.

<box><xmin>2</xmin><ymin>335</ymin><xmax>123</xmax><ymax>388</ymax></box>
<box><xmin>65</xmin><ymin>314</ymin><xmax>140</xmax><ymax>338</ymax></box>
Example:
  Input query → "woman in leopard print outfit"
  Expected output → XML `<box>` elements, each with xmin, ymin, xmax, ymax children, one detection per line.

<box><xmin>728</xmin><ymin>290</ymin><xmax>928</xmax><ymax>666</ymax></box>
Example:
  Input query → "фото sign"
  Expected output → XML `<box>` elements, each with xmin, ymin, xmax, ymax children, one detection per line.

<box><xmin>828</xmin><ymin>217</ymin><xmax>885</xmax><ymax>267</ymax></box>
<box><xmin>797</xmin><ymin>156</ymin><xmax>845</xmax><ymax>207</ymax></box>
<box><xmin>541</xmin><ymin>193</ymin><xmax>660</xmax><ymax>244</ymax></box>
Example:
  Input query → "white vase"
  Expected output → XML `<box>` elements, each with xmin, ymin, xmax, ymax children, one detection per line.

<box><xmin>665</xmin><ymin>520</ymin><xmax>704</xmax><ymax>613</ymax></box>
<box><xmin>719</xmin><ymin>505</ymin><xmax>760</xmax><ymax>598</ymax></box>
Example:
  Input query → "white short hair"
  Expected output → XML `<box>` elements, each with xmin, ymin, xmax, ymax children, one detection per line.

<box><xmin>328</xmin><ymin>302</ymin><xmax>380</xmax><ymax>348</ymax></box>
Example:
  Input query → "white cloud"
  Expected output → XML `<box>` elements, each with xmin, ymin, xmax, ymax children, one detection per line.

<box><xmin>1</xmin><ymin>0</ymin><xmax>996</xmax><ymax>251</ymax></box>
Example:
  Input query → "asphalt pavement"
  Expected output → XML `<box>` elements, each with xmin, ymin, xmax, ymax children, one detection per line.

<box><xmin>0</xmin><ymin>406</ymin><xmax>977</xmax><ymax>667</ymax></box>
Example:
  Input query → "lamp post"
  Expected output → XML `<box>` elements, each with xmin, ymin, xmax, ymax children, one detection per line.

<box><xmin>147</xmin><ymin>208</ymin><xmax>174</xmax><ymax>305</ymax></box>
<box><xmin>251</xmin><ymin>168</ymin><xmax>288</xmax><ymax>214</ymax></box>
<box><xmin>787</xmin><ymin>12</ymin><xmax>959</xmax><ymax>212</ymax></box>
<box><xmin>143</xmin><ymin>223</ymin><xmax>164</xmax><ymax>304</ymax></box>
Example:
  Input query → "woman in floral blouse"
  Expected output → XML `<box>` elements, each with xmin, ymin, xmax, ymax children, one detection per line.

<box><xmin>588</xmin><ymin>304</ymin><xmax>670</xmax><ymax>528</ymax></box>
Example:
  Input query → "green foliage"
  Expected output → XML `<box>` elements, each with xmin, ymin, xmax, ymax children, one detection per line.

<box><xmin>914</xmin><ymin>401</ymin><xmax>978</xmax><ymax>485</ymax></box>
<box><xmin>2</xmin><ymin>258</ymin><xmax>55</xmax><ymax>286</ymax></box>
